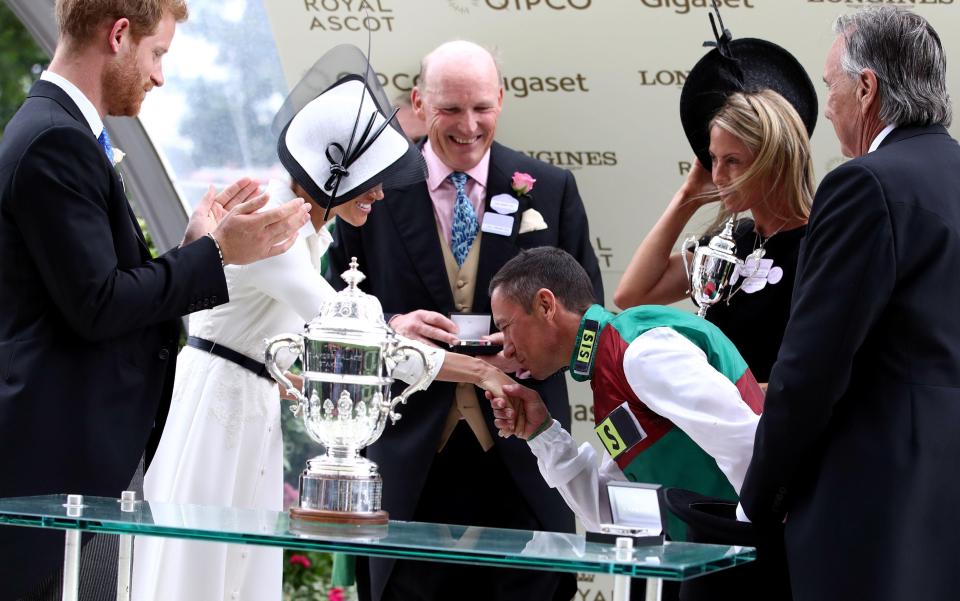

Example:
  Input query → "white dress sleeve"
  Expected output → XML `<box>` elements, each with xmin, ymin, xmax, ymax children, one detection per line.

<box><xmin>623</xmin><ymin>326</ymin><xmax>759</xmax><ymax>495</ymax></box>
<box><xmin>242</xmin><ymin>180</ymin><xmax>336</xmax><ymax>322</ymax></box>
<box><xmin>389</xmin><ymin>336</ymin><xmax>444</xmax><ymax>389</ymax></box>
<box><xmin>527</xmin><ymin>420</ymin><xmax>627</xmax><ymax>532</ymax></box>
<box><xmin>244</xmin><ymin>244</ymin><xmax>334</xmax><ymax>322</ymax></box>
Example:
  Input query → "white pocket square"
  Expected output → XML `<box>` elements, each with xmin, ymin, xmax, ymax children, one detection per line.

<box><xmin>518</xmin><ymin>208</ymin><xmax>548</xmax><ymax>234</ymax></box>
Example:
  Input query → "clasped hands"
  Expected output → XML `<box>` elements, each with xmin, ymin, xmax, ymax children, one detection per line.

<box><xmin>486</xmin><ymin>383</ymin><xmax>551</xmax><ymax>441</ymax></box>
<box><xmin>182</xmin><ymin>177</ymin><xmax>312</xmax><ymax>265</ymax></box>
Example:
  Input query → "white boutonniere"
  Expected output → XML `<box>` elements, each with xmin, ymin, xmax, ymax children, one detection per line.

<box><xmin>111</xmin><ymin>148</ymin><xmax>126</xmax><ymax>167</ymax></box>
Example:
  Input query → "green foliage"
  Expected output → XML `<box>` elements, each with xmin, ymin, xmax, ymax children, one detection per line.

<box><xmin>135</xmin><ymin>217</ymin><xmax>160</xmax><ymax>259</ymax></box>
<box><xmin>0</xmin><ymin>2</ymin><xmax>48</xmax><ymax>137</ymax></box>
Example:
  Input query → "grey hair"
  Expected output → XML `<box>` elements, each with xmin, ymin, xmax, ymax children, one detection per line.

<box><xmin>834</xmin><ymin>7</ymin><xmax>951</xmax><ymax>127</ymax></box>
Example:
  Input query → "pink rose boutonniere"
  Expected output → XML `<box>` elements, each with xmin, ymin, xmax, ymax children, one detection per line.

<box><xmin>511</xmin><ymin>171</ymin><xmax>536</xmax><ymax>197</ymax></box>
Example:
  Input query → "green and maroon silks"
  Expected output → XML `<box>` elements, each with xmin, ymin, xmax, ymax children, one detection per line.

<box><xmin>568</xmin><ymin>304</ymin><xmax>763</xmax><ymax>535</ymax></box>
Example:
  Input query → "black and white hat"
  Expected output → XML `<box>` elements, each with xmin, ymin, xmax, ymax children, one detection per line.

<box><xmin>679</xmin><ymin>8</ymin><xmax>818</xmax><ymax>170</ymax></box>
<box><xmin>273</xmin><ymin>44</ymin><xmax>426</xmax><ymax>218</ymax></box>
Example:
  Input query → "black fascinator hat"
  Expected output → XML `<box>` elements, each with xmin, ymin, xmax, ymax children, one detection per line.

<box><xmin>679</xmin><ymin>4</ymin><xmax>818</xmax><ymax>170</ymax></box>
<box><xmin>273</xmin><ymin>44</ymin><xmax>426</xmax><ymax>219</ymax></box>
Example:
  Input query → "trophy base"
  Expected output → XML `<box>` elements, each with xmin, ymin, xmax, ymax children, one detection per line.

<box><xmin>289</xmin><ymin>506</ymin><xmax>389</xmax><ymax>525</ymax></box>
<box><xmin>295</xmin><ymin>468</ymin><xmax>386</xmax><ymax>523</ymax></box>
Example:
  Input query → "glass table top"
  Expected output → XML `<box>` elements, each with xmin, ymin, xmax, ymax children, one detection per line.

<box><xmin>0</xmin><ymin>495</ymin><xmax>754</xmax><ymax>580</ymax></box>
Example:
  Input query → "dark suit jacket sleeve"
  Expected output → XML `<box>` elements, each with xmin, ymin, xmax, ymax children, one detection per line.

<box><xmin>740</xmin><ymin>162</ymin><xmax>896</xmax><ymax>523</ymax></box>
<box><xmin>8</xmin><ymin>126</ymin><xmax>226</xmax><ymax>340</ymax></box>
<box><xmin>556</xmin><ymin>170</ymin><xmax>604</xmax><ymax>303</ymax></box>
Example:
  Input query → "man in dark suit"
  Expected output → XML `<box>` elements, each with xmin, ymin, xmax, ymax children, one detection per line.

<box><xmin>740</xmin><ymin>7</ymin><xmax>960</xmax><ymax>600</ymax></box>
<box><xmin>328</xmin><ymin>40</ymin><xmax>602</xmax><ymax>601</ymax></box>
<box><xmin>0</xmin><ymin>1</ymin><xmax>310</xmax><ymax>598</ymax></box>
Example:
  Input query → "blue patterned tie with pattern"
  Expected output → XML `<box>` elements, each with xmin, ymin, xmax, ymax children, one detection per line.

<box><xmin>97</xmin><ymin>129</ymin><xmax>113</xmax><ymax>161</ymax></box>
<box><xmin>449</xmin><ymin>171</ymin><xmax>478</xmax><ymax>266</ymax></box>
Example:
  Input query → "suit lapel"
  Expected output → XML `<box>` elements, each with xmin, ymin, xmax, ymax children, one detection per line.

<box><xmin>473</xmin><ymin>143</ymin><xmax>527</xmax><ymax>311</ymax></box>
<box><xmin>30</xmin><ymin>82</ymin><xmax>151</xmax><ymax>256</ymax></box>
<box><xmin>385</xmin><ymin>183</ymin><xmax>455</xmax><ymax>310</ymax></box>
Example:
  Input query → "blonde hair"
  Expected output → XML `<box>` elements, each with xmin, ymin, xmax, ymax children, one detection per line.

<box><xmin>55</xmin><ymin>0</ymin><xmax>188</xmax><ymax>45</ymax></box>
<box><xmin>703</xmin><ymin>90</ymin><xmax>814</xmax><ymax>234</ymax></box>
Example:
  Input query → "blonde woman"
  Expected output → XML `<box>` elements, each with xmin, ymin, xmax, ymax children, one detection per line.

<box><xmin>615</xmin><ymin>90</ymin><xmax>815</xmax><ymax>382</ymax></box>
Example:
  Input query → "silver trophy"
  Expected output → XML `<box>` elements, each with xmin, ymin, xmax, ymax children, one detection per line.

<box><xmin>682</xmin><ymin>217</ymin><xmax>742</xmax><ymax>318</ymax></box>
<box><xmin>264</xmin><ymin>258</ymin><xmax>432</xmax><ymax>524</ymax></box>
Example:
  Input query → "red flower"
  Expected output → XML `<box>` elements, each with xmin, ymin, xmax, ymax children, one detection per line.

<box><xmin>288</xmin><ymin>554</ymin><xmax>311</xmax><ymax>569</ymax></box>
<box><xmin>328</xmin><ymin>587</ymin><xmax>345</xmax><ymax>601</ymax></box>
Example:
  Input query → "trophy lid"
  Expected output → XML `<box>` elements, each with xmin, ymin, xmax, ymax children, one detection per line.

<box><xmin>707</xmin><ymin>217</ymin><xmax>738</xmax><ymax>256</ymax></box>
<box><xmin>305</xmin><ymin>257</ymin><xmax>392</xmax><ymax>346</ymax></box>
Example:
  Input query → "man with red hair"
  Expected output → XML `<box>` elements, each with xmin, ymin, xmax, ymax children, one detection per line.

<box><xmin>0</xmin><ymin>1</ymin><xmax>310</xmax><ymax>597</ymax></box>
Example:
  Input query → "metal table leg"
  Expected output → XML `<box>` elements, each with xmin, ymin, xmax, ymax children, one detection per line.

<box><xmin>117</xmin><ymin>491</ymin><xmax>137</xmax><ymax>601</ymax></box>
<box><xmin>644</xmin><ymin>577</ymin><xmax>662</xmax><ymax>601</ymax></box>
<box><xmin>613</xmin><ymin>537</ymin><xmax>633</xmax><ymax>601</ymax></box>
<box><xmin>612</xmin><ymin>536</ymin><xmax>662</xmax><ymax>601</ymax></box>
<box><xmin>61</xmin><ymin>495</ymin><xmax>84</xmax><ymax>601</ymax></box>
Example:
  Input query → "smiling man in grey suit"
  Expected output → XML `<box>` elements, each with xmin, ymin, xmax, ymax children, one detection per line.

<box><xmin>328</xmin><ymin>40</ymin><xmax>602</xmax><ymax>601</ymax></box>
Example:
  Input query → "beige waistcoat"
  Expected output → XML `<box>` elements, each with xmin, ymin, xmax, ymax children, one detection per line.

<box><xmin>435</xmin><ymin>223</ymin><xmax>495</xmax><ymax>453</ymax></box>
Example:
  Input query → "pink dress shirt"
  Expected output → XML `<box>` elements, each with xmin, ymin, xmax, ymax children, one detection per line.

<box><xmin>422</xmin><ymin>140</ymin><xmax>489</xmax><ymax>246</ymax></box>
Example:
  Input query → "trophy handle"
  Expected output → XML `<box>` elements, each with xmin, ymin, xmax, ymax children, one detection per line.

<box><xmin>681</xmin><ymin>235</ymin><xmax>699</xmax><ymax>294</ymax></box>
<box><xmin>384</xmin><ymin>343</ymin><xmax>432</xmax><ymax>425</ymax></box>
<box><xmin>263</xmin><ymin>334</ymin><xmax>308</xmax><ymax>414</ymax></box>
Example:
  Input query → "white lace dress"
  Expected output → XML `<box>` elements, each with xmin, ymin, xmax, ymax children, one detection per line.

<box><xmin>132</xmin><ymin>180</ymin><xmax>442</xmax><ymax>601</ymax></box>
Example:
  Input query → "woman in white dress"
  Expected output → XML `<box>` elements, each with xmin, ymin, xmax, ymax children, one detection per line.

<box><xmin>132</xmin><ymin>46</ymin><xmax>512</xmax><ymax>601</ymax></box>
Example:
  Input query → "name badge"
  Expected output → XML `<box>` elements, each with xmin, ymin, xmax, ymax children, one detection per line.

<box><xmin>489</xmin><ymin>193</ymin><xmax>520</xmax><ymax>215</ymax></box>
<box><xmin>481</xmin><ymin>212</ymin><xmax>514</xmax><ymax>237</ymax></box>
<box><xmin>594</xmin><ymin>402</ymin><xmax>647</xmax><ymax>460</ymax></box>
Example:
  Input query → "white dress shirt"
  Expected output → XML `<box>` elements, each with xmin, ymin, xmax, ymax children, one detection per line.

<box><xmin>40</xmin><ymin>70</ymin><xmax>103</xmax><ymax>137</ymax></box>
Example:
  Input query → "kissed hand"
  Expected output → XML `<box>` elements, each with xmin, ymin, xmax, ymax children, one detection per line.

<box><xmin>475</xmin><ymin>363</ymin><xmax>515</xmax><ymax>400</ymax></box>
<box><xmin>486</xmin><ymin>383</ymin><xmax>550</xmax><ymax>440</ymax></box>
<box><xmin>478</xmin><ymin>332</ymin><xmax>530</xmax><ymax>378</ymax></box>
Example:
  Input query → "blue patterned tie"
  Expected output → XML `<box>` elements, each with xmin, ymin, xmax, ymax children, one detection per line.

<box><xmin>97</xmin><ymin>129</ymin><xmax>113</xmax><ymax>161</ymax></box>
<box><xmin>449</xmin><ymin>171</ymin><xmax>478</xmax><ymax>266</ymax></box>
